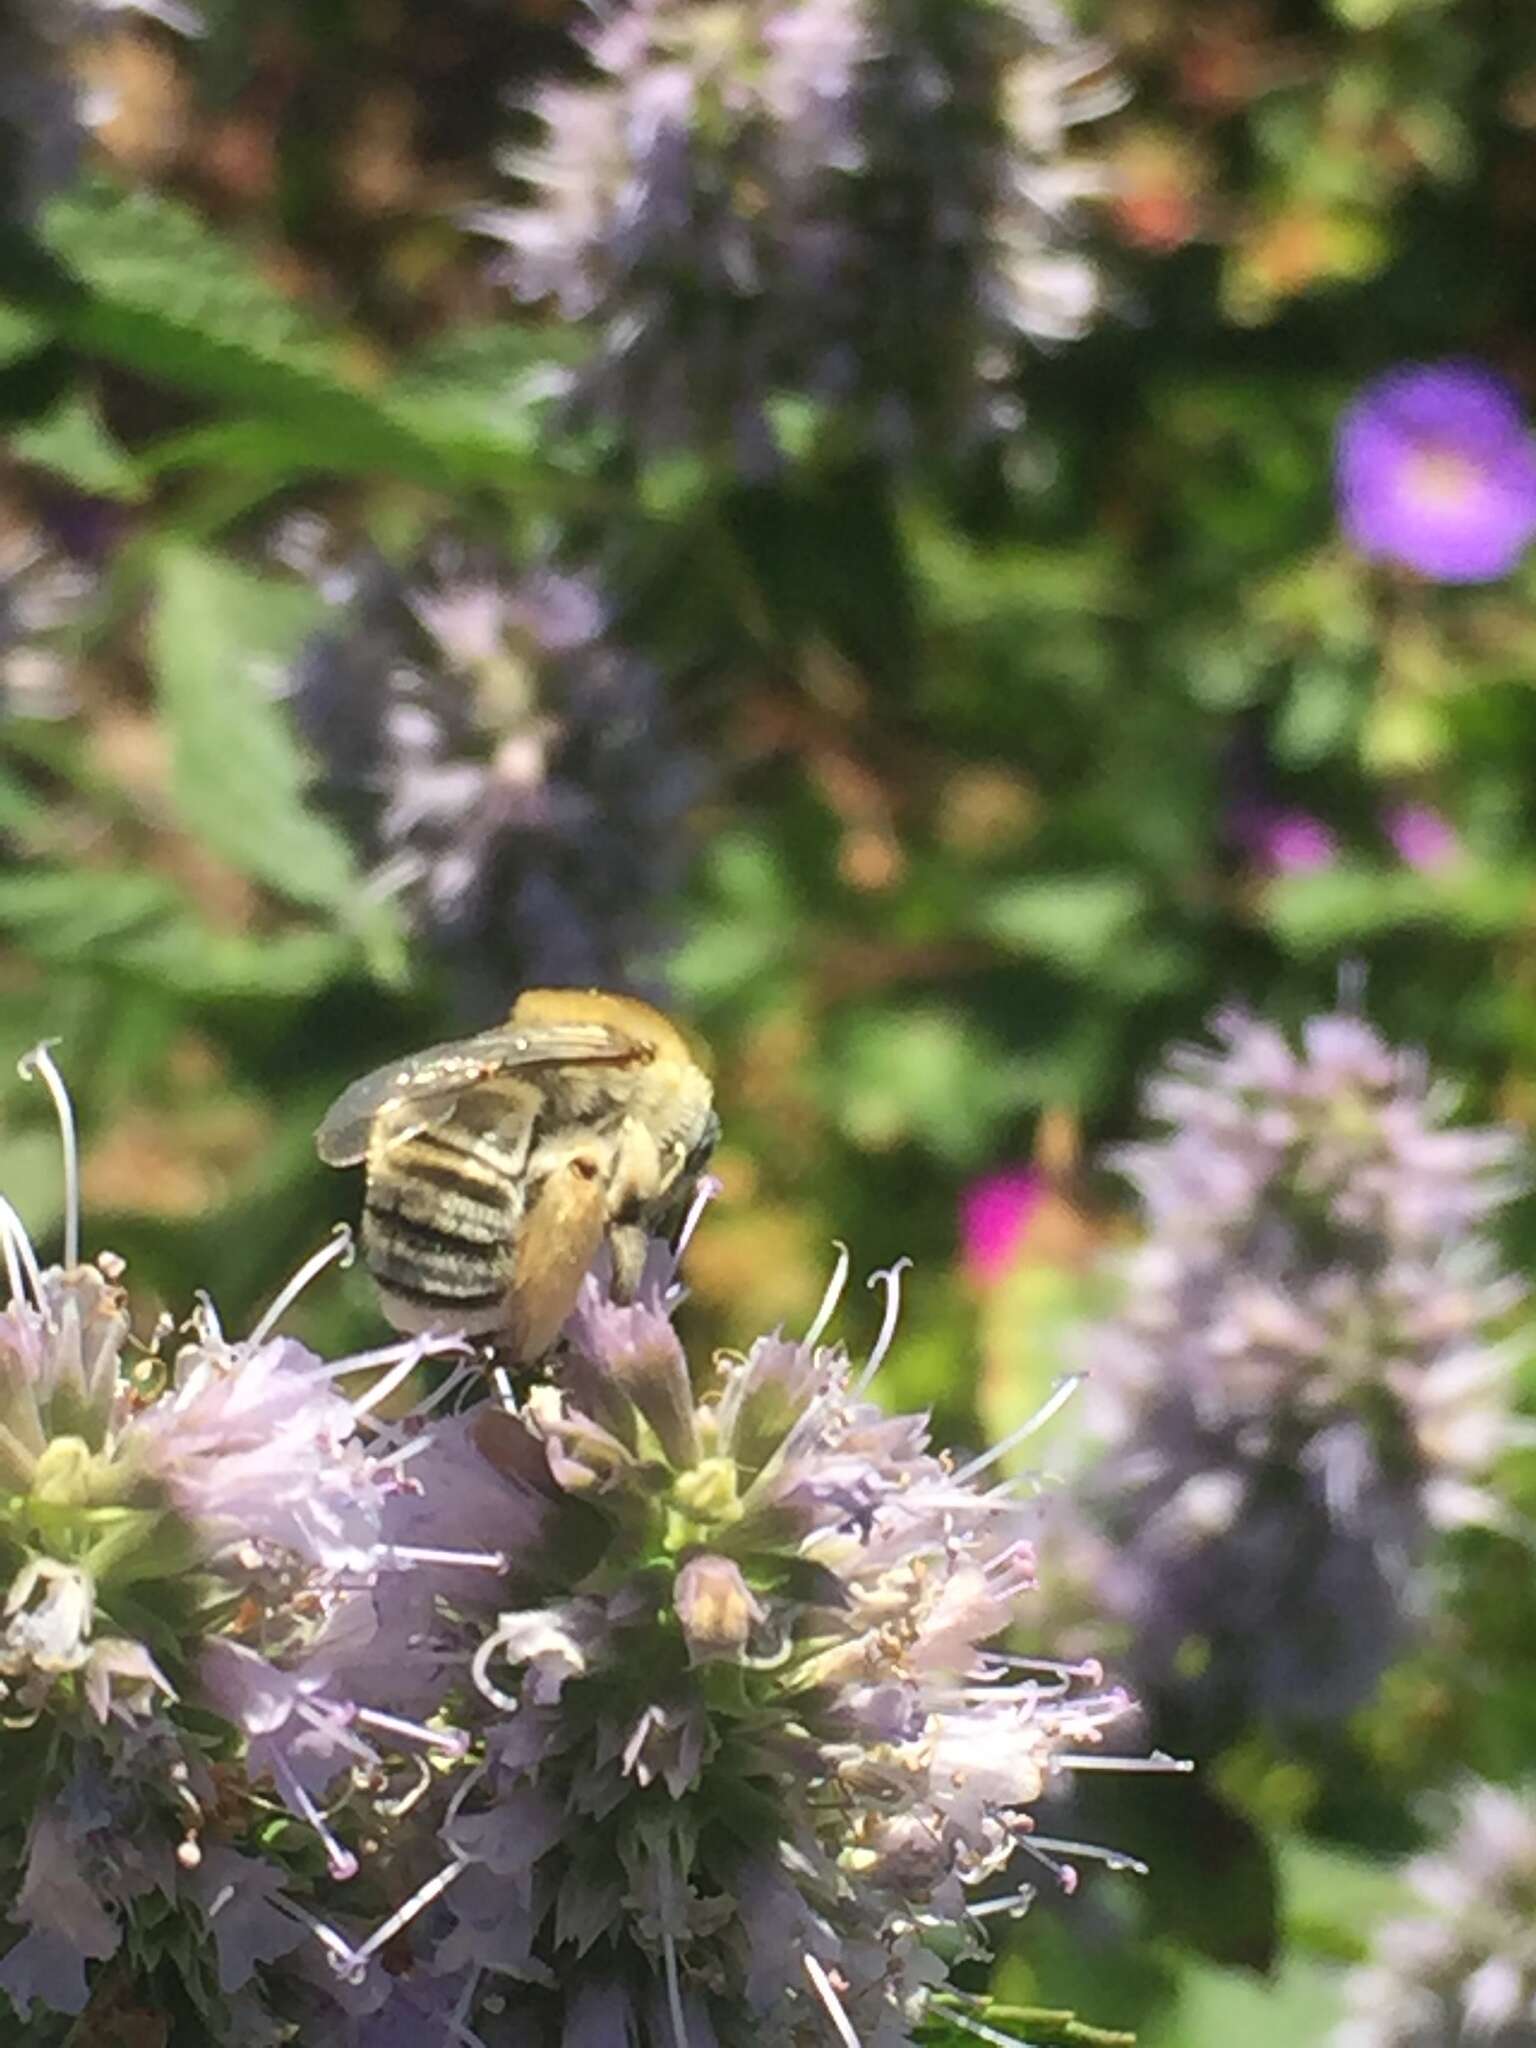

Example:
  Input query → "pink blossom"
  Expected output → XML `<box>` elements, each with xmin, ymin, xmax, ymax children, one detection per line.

<box><xmin>959</xmin><ymin>1168</ymin><xmax>1044</xmax><ymax>1284</ymax></box>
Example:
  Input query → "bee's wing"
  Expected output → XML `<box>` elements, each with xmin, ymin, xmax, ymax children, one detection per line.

<box><xmin>314</xmin><ymin>1020</ymin><xmax>639</xmax><ymax>1167</ymax></box>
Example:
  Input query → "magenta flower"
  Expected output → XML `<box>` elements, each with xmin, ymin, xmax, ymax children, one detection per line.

<box><xmin>1230</xmin><ymin>802</ymin><xmax>1339</xmax><ymax>876</ymax></box>
<box><xmin>1336</xmin><ymin>362</ymin><xmax>1536</xmax><ymax>583</ymax></box>
<box><xmin>1385</xmin><ymin>802</ymin><xmax>1462</xmax><ymax>873</ymax></box>
<box><xmin>960</xmin><ymin>1167</ymin><xmax>1044</xmax><ymax>1283</ymax></box>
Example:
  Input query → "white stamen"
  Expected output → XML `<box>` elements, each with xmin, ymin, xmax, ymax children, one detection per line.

<box><xmin>675</xmin><ymin>1173</ymin><xmax>721</xmax><ymax>1260</ymax></box>
<box><xmin>982</xmin><ymin>1653</ymin><xmax>1104</xmax><ymax>1684</ymax></box>
<box><xmin>952</xmin><ymin>1375</ymin><xmax>1084</xmax><ymax>1483</ymax></box>
<box><xmin>191</xmin><ymin>1290</ymin><xmax>224</xmax><ymax>1346</ymax></box>
<box><xmin>1056</xmin><ymin>1749</ymin><xmax>1194</xmax><ymax>1774</ymax></box>
<box><xmin>1028</xmin><ymin>1835</ymin><xmax>1148</xmax><ymax>1877</ymax></box>
<box><xmin>385</xmin><ymin>1544</ymin><xmax>508</xmax><ymax>1572</ymax></box>
<box><xmin>333</xmin><ymin>1856</ymin><xmax>469</xmax><ymax>1973</ymax></box>
<box><xmin>471</xmin><ymin>1630</ymin><xmax>524</xmax><ymax>1713</ymax></box>
<box><xmin>248</xmin><ymin>1223</ymin><xmax>354</xmax><ymax>1344</ymax></box>
<box><xmin>804</xmin><ymin>1953</ymin><xmax>861</xmax><ymax>2047</ymax></box>
<box><xmin>271</xmin><ymin>1752</ymin><xmax>358</xmax><ymax>1880</ymax></box>
<box><xmin>294</xmin><ymin>1700</ymin><xmax>378</xmax><ymax>1769</ymax></box>
<box><xmin>18</xmin><ymin>1042</ymin><xmax>79</xmax><ymax>1268</ymax></box>
<box><xmin>0</xmin><ymin>1197</ymin><xmax>46</xmax><ymax>1312</ymax></box>
<box><xmin>205</xmin><ymin>1881</ymin><xmax>237</xmax><ymax>1917</ymax></box>
<box><xmin>965</xmin><ymin>1889</ymin><xmax>1038</xmax><ymax>1921</ymax></box>
<box><xmin>855</xmin><ymin>1256</ymin><xmax>912</xmax><ymax>1393</ymax></box>
<box><xmin>492</xmin><ymin>1364</ymin><xmax>518</xmax><ymax>1412</ymax></box>
<box><xmin>355</xmin><ymin>1705</ymin><xmax>469</xmax><ymax>1757</ymax></box>
<box><xmin>805</xmin><ymin>1241</ymin><xmax>851</xmax><ymax>1349</ymax></box>
<box><xmin>347</xmin><ymin>1342</ymin><xmax>434</xmax><ymax>1422</ymax></box>
<box><xmin>662</xmin><ymin>1927</ymin><xmax>690</xmax><ymax>2048</ymax></box>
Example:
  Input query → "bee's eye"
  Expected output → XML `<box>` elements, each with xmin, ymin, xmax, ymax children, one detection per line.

<box><xmin>571</xmin><ymin>1156</ymin><xmax>601</xmax><ymax>1182</ymax></box>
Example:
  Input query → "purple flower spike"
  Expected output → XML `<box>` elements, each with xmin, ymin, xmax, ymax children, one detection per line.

<box><xmin>1336</xmin><ymin>362</ymin><xmax>1536</xmax><ymax>584</ymax></box>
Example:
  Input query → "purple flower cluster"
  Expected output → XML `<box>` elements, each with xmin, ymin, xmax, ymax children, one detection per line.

<box><xmin>1336</xmin><ymin>362</ymin><xmax>1536</xmax><ymax>584</ymax></box>
<box><xmin>477</xmin><ymin>0</ymin><xmax>1124</xmax><ymax>460</ymax></box>
<box><xmin>1</xmin><ymin>1050</ymin><xmax>1153</xmax><ymax>2045</ymax></box>
<box><xmin>280</xmin><ymin>1237</ymin><xmax>1152</xmax><ymax>2046</ymax></box>
<box><xmin>1078</xmin><ymin>1009</ymin><xmax>1524</xmax><ymax>1740</ymax></box>
<box><xmin>0</xmin><ymin>1051</ymin><xmax>467</xmax><ymax>2039</ymax></box>
<box><xmin>1338</xmin><ymin>1782</ymin><xmax>1536</xmax><ymax>2046</ymax></box>
<box><xmin>281</xmin><ymin>529</ymin><xmax>696</xmax><ymax>1025</ymax></box>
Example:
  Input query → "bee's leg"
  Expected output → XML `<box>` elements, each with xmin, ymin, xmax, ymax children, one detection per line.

<box><xmin>607</xmin><ymin>1220</ymin><xmax>650</xmax><ymax>1302</ymax></box>
<box><xmin>605</xmin><ymin>1117</ymin><xmax>664</xmax><ymax>1301</ymax></box>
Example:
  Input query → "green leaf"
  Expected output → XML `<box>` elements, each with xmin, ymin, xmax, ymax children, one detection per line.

<box><xmin>0</xmin><ymin>866</ymin><xmax>353</xmax><ymax>1000</ymax></box>
<box><xmin>32</xmin><ymin>179</ymin><xmax>449</xmax><ymax>486</ymax></box>
<box><xmin>10</xmin><ymin>390</ymin><xmax>144</xmax><ymax>500</ymax></box>
<box><xmin>149</xmin><ymin>547</ymin><xmax>364</xmax><ymax>918</ymax></box>
<box><xmin>977</xmin><ymin>875</ymin><xmax>1147</xmax><ymax>974</ymax></box>
<box><xmin>0</xmin><ymin>297</ymin><xmax>52</xmax><ymax>367</ymax></box>
<box><xmin>1264</xmin><ymin>862</ymin><xmax>1536</xmax><ymax>952</ymax></box>
<box><xmin>919</xmin><ymin>2000</ymin><xmax>1135</xmax><ymax>2048</ymax></box>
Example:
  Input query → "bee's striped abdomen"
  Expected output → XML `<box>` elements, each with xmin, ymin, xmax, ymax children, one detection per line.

<box><xmin>361</xmin><ymin>1123</ymin><xmax>526</xmax><ymax>1329</ymax></box>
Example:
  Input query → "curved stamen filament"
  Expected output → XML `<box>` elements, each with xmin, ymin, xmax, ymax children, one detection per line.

<box><xmin>248</xmin><ymin>1224</ymin><xmax>354</xmax><ymax>1346</ymax></box>
<box><xmin>804</xmin><ymin>1953</ymin><xmax>860</xmax><ymax>2048</ymax></box>
<box><xmin>805</xmin><ymin>1241</ymin><xmax>851</xmax><ymax>1350</ymax></box>
<box><xmin>0</xmin><ymin>1197</ymin><xmax>47</xmax><ymax>1313</ymax></box>
<box><xmin>18</xmin><ymin>1042</ymin><xmax>79</xmax><ymax>1269</ymax></box>
<box><xmin>855</xmin><ymin>1256</ymin><xmax>912</xmax><ymax>1393</ymax></box>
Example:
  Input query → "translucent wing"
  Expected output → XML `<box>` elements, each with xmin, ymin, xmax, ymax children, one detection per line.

<box><xmin>315</xmin><ymin>1019</ymin><xmax>639</xmax><ymax>1167</ymax></box>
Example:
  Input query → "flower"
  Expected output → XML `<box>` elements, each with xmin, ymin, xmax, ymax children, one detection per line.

<box><xmin>960</xmin><ymin>1168</ymin><xmax>1045</xmax><ymax>1285</ymax></box>
<box><xmin>1079</xmin><ymin>1009</ymin><xmax>1525</xmax><ymax>1740</ymax></box>
<box><xmin>0</xmin><ymin>505</ymin><xmax>98</xmax><ymax>720</ymax></box>
<box><xmin>0</xmin><ymin>1048</ymin><xmax>464</xmax><ymax>2032</ymax></box>
<box><xmin>1384</xmin><ymin>802</ymin><xmax>1462</xmax><ymax>874</ymax></box>
<box><xmin>1337</xmin><ymin>1783</ymin><xmax>1536</xmax><ymax>2048</ymax></box>
<box><xmin>1230</xmin><ymin>801</ymin><xmax>1340</xmax><ymax>876</ymax></box>
<box><xmin>282</xmin><ymin>533</ymin><xmax>696</xmax><ymax>1024</ymax></box>
<box><xmin>1336</xmin><ymin>362</ymin><xmax>1536</xmax><ymax>584</ymax></box>
<box><xmin>478</xmin><ymin>0</ymin><xmax>1125</xmax><ymax>460</ymax></box>
<box><xmin>309</xmin><ymin>1237</ymin><xmax>1155</xmax><ymax>2044</ymax></box>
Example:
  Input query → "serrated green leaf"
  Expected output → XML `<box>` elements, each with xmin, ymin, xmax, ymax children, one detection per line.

<box><xmin>977</xmin><ymin>875</ymin><xmax>1147</xmax><ymax>973</ymax></box>
<box><xmin>32</xmin><ymin>179</ymin><xmax>450</xmax><ymax>486</ymax></box>
<box><xmin>1264</xmin><ymin>862</ymin><xmax>1536</xmax><ymax>953</ymax></box>
<box><xmin>10</xmin><ymin>390</ymin><xmax>143</xmax><ymax>500</ymax></box>
<box><xmin>0</xmin><ymin>866</ymin><xmax>352</xmax><ymax>999</ymax></box>
<box><xmin>148</xmin><ymin>547</ymin><xmax>360</xmax><ymax>917</ymax></box>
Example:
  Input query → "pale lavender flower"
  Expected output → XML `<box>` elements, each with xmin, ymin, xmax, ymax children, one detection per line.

<box><xmin>1230</xmin><ymin>800</ymin><xmax>1340</xmax><ymax>876</ymax></box>
<box><xmin>0</xmin><ymin>512</ymin><xmax>97</xmax><ymax>720</ymax></box>
<box><xmin>479</xmin><ymin>0</ymin><xmax>1124</xmax><ymax>458</ymax></box>
<box><xmin>1337</xmin><ymin>363</ymin><xmax>1536</xmax><ymax>584</ymax></box>
<box><xmin>311</xmin><ymin>1235</ymin><xmax>1158</xmax><ymax>2045</ymax></box>
<box><xmin>0</xmin><ymin>1048</ymin><xmax>459</xmax><ymax>2029</ymax></box>
<box><xmin>1337</xmin><ymin>1783</ymin><xmax>1536</xmax><ymax>2048</ymax></box>
<box><xmin>284</xmin><ymin>535</ymin><xmax>695</xmax><ymax>1025</ymax></box>
<box><xmin>1081</xmin><ymin>1010</ymin><xmax>1525</xmax><ymax>1739</ymax></box>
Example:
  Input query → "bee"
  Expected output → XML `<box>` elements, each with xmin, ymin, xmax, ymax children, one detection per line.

<box><xmin>316</xmin><ymin>989</ymin><xmax>718</xmax><ymax>1355</ymax></box>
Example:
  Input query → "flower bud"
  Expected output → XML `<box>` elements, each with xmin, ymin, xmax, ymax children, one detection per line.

<box><xmin>673</xmin><ymin>1554</ymin><xmax>763</xmax><ymax>1665</ymax></box>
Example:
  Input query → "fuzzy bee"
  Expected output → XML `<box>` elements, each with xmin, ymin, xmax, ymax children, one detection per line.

<box><xmin>316</xmin><ymin>990</ymin><xmax>718</xmax><ymax>1355</ymax></box>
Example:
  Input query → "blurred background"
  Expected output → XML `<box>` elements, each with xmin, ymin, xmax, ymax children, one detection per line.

<box><xmin>5</xmin><ymin>1</ymin><xmax>1536</xmax><ymax>2041</ymax></box>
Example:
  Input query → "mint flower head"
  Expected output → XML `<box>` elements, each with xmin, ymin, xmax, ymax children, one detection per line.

<box><xmin>476</xmin><ymin>0</ymin><xmax>1123</xmax><ymax>461</ymax></box>
<box><xmin>311</xmin><ymin>1226</ymin><xmax>1159</xmax><ymax>2046</ymax></box>
<box><xmin>0</xmin><ymin>1048</ymin><xmax>466</xmax><ymax>2037</ymax></box>
<box><xmin>1338</xmin><ymin>1782</ymin><xmax>1536</xmax><ymax>2048</ymax></box>
<box><xmin>1081</xmin><ymin>1010</ymin><xmax>1526</xmax><ymax>1741</ymax></box>
<box><xmin>282</xmin><ymin>529</ymin><xmax>695</xmax><ymax>1026</ymax></box>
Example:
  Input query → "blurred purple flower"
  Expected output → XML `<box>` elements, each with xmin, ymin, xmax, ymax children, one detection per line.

<box><xmin>1231</xmin><ymin>801</ymin><xmax>1339</xmax><ymax>875</ymax></box>
<box><xmin>1338</xmin><ymin>1782</ymin><xmax>1536</xmax><ymax>2048</ymax></box>
<box><xmin>960</xmin><ymin>1167</ymin><xmax>1044</xmax><ymax>1284</ymax></box>
<box><xmin>1336</xmin><ymin>362</ymin><xmax>1536</xmax><ymax>584</ymax></box>
<box><xmin>1385</xmin><ymin>802</ymin><xmax>1461</xmax><ymax>874</ymax></box>
<box><xmin>1081</xmin><ymin>1009</ymin><xmax>1526</xmax><ymax>1740</ymax></box>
